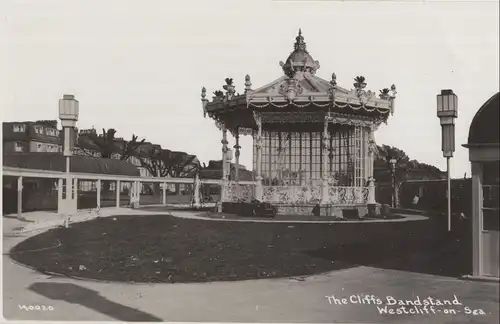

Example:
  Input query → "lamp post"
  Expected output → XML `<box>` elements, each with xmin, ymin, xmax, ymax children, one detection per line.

<box><xmin>387</xmin><ymin>155</ymin><xmax>397</xmax><ymax>208</ymax></box>
<box><xmin>59</xmin><ymin>94</ymin><xmax>79</xmax><ymax>228</ymax></box>
<box><xmin>437</xmin><ymin>89</ymin><xmax>458</xmax><ymax>232</ymax></box>
<box><xmin>390</xmin><ymin>158</ymin><xmax>397</xmax><ymax>208</ymax></box>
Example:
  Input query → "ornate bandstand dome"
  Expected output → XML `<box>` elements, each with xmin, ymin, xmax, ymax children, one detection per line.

<box><xmin>280</xmin><ymin>29</ymin><xmax>320</xmax><ymax>78</ymax></box>
<box><xmin>201</xmin><ymin>29</ymin><xmax>397</xmax><ymax>134</ymax></box>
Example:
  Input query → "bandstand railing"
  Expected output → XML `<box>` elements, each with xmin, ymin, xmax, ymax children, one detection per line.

<box><xmin>223</xmin><ymin>181</ymin><xmax>370</xmax><ymax>205</ymax></box>
<box><xmin>262</xmin><ymin>185</ymin><xmax>322</xmax><ymax>204</ymax></box>
<box><xmin>327</xmin><ymin>186</ymin><xmax>369</xmax><ymax>205</ymax></box>
<box><xmin>259</xmin><ymin>185</ymin><xmax>369</xmax><ymax>205</ymax></box>
<box><xmin>223</xmin><ymin>181</ymin><xmax>255</xmax><ymax>202</ymax></box>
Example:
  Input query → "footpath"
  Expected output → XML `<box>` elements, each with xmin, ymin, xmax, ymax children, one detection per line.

<box><xmin>2</xmin><ymin>207</ymin><xmax>499</xmax><ymax>323</ymax></box>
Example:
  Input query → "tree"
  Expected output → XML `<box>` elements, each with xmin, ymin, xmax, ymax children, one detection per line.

<box><xmin>85</xmin><ymin>128</ymin><xmax>118</xmax><ymax>158</ymax></box>
<box><xmin>140</xmin><ymin>149</ymin><xmax>200</xmax><ymax>178</ymax></box>
<box><xmin>84</xmin><ymin>128</ymin><xmax>146</xmax><ymax>195</ymax></box>
<box><xmin>120</xmin><ymin>134</ymin><xmax>146</xmax><ymax>161</ymax></box>
<box><xmin>140</xmin><ymin>149</ymin><xmax>200</xmax><ymax>194</ymax></box>
<box><xmin>374</xmin><ymin>144</ymin><xmax>444</xmax><ymax>206</ymax></box>
<box><xmin>83</xmin><ymin>128</ymin><xmax>145</xmax><ymax>160</ymax></box>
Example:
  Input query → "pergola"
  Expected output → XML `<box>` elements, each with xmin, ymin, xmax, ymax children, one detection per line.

<box><xmin>201</xmin><ymin>30</ymin><xmax>397</xmax><ymax>216</ymax></box>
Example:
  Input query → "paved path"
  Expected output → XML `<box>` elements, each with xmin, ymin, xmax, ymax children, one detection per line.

<box><xmin>2</xmin><ymin>208</ymin><xmax>499</xmax><ymax>323</ymax></box>
<box><xmin>3</xmin><ymin>206</ymin><xmax>428</xmax><ymax>235</ymax></box>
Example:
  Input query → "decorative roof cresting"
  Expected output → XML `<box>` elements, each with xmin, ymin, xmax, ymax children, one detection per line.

<box><xmin>279</xmin><ymin>29</ymin><xmax>320</xmax><ymax>78</ymax></box>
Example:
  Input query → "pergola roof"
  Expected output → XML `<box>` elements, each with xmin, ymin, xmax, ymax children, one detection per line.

<box><xmin>201</xmin><ymin>29</ymin><xmax>397</xmax><ymax>131</ymax></box>
<box><xmin>3</xmin><ymin>153</ymin><xmax>140</xmax><ymax>176</ymax></box>
<box><xmin>467</xmin><ymin>92</ymin><xmax>499</xmax><ymax>146</ymax></box>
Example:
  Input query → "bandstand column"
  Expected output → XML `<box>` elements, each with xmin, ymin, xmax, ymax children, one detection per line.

<box><xmin>254</xmin><ymin>113</ymin><xmax>263</xmax><ymax>201</ymax></box>
<box><xmin>234</xmin><ymin>130</ymin><xmax>240</xmax><ymax>182</ymax></box>
<box><xmin>367</xmin><ymin>126</ymin><xmax>377</xmax><ymax>204</ymax></box>
<box><xmin>220</xmin><ymin>126</ymin><xmax>229</xmax><ymax>211</ymax></box>
<box><xmin>321</xmin><ymin>117</ymin><xmax>330</xmax><ymax>205</ymax></box>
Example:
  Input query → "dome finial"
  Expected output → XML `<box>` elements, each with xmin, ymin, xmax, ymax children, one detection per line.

<box><xmin>294</xmin><ymin>28</ymin><xmax>307</xmax><ymax>52</ymax></box>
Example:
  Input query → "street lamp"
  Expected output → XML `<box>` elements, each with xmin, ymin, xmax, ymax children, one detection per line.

<box><xmin>59</xmin><ymin>94</ymin><xmax>79</xmax><ymax>228</ymax></box>
<box><xmin>437</xmin><ymin>89</ymin><xmax>458</xmax><ymax>232</ymax></box>
<box><xmin>387</xmin><ymin>155</ymin><xmax>397</xmax><ymax>208</ymax></box>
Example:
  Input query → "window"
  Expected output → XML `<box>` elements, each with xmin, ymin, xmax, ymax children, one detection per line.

<box><xmin>46</xmin><ymin>128</ymin><xmax>58</xmax><ymax>136</ymax></box>
<box><xmin>34</xmin><ymin>126</ymin><xmax>43</xmax><ymax>134</ymax></box>
<box><xmin>15</xmin><ymin>142</ymin><xmax>23</xmax><ymax>152</ymax></box>
<box><xmin>482</xmin><ymin>161</ymin><xmax>500</xmax><ymax>231</ymax></box>
<box><xmin>13</xmin><ymin>124</ymin><xmax>26</xmax><ymax>132</ymax></box>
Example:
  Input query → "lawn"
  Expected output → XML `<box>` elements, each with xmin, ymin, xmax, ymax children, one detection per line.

<box><xmin>9</xmin><ymin>213</ymin><xmax>469</xmax><ymax>283</ymax></box>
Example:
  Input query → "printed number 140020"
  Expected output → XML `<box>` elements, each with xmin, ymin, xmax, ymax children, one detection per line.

<box><xmin>18</xmin><ymin>304</ymin><xmax>54</xmax><ymax>311</ymax></box>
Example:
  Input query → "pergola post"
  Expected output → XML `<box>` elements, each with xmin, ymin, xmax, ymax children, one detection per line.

<box><xmin>193</xmin><ymin>173</ymin><xmax>201</xmax><ymax>209</ymax></box>
<box><xmin>234</xmin><ymin>129</ymin><xmax>240</xmax><ymax>182</ymax></box>
<box><xmin>135</xmin><ymin>181</ymin><xmax>141</xmax><ymax>208</ymax></box>
<box><xmin>96</xmin><ymin>179</ymin><xmax>101</xmax><ymax>209</ymax></box>
<box><xmin>162</xmin><ymin>182</ymin><xmax>167</xmax><ymax>205</ymax></box>
<box><xmin>321</xmin><ymin>117</ymin><xmax>330</xmax><ymax>207</ymax></box>
<box><xmin>254</xmin><ymin>113</ymin><xmax>263</xmax><ymax>201</ymax></box>
<box><xmin>57</xmin><ymin>178</ymin><xmax>63</xmax><ymax>213</ymax></box>
<box><xmin>116</xmin><ymin>180</ymin><xmax>121</xmax><ymax>208</ymax></box>
<box><xmin>72</xmin><ymin>178</ymin><xmax>78</xmax><ymax>212</ymax></box>
<box><xmin>17</xmin><ymin>176</ymin><xmax>23</xmax><ymax>219</ymax></box>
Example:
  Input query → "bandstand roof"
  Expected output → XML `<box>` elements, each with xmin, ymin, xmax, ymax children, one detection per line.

<box><xmin>201</xmin><ymin>29</ymin><xmax>397</xmax><ymax>133</ymax></box>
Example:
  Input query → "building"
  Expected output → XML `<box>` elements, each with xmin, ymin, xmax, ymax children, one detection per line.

<box><xmin>375</xmin><ymin>162</ymin><xmax>446</xmax><ymax>207</ymax></box>
<box><xmin>201</xmin><ymin>30</ymin><xmax>397</xmax><ymax>216</ymax></box>
<box><xmin>463</xmin><ymin>92</ymin><xmax>499</xmax><ymax>280</ymax></box>
<box><xmin>398</xmin><ymin>178</ymin><xmax>471</xmax><ymax>214</ymax></box>
<box><xmin>2</xmin><ymin>120</ymin><xmax>62</xmax><ymax>153</ymax></box>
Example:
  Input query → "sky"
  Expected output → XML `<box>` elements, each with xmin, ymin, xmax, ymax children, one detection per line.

<box><xmin>1</xmin><ymin>0</ymin><xmax>499</xmax><ymax>178</ymax></box>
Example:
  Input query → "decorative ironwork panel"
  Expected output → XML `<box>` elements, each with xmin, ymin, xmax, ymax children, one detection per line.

<box><xmin>224</xmin><ymin>182</ymin><xmax>255</xmax><ymax>202</ymax></box>
<box><xmin>327</xmin><ymin>186</ymin><xmax>369</xmax><ymax>205</ymax></box>
<box><xmin>261</xmin><ymin>185</ymin><xmax>321</xmax><ymax>204</ymax></box>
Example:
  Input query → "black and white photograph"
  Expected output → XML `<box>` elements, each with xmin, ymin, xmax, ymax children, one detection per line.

<box><xmin>1</xmin><ymin>0</ymin><xmax>499</xmax><ymax>323</ymax></box>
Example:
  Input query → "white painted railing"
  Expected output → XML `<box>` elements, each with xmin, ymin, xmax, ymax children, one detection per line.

<box><xmin>2</xmin><ymin>167</ymin><xmax>255</xmax><ymax>186</ymax></box>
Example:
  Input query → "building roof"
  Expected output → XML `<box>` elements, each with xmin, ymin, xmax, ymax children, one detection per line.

<box><xmin>467</xmin><ymin>92</ymin><xmax>499</xmax><ymax>146</ymax></box>
<box><xmin>200</xmin><ymin>160</ymin><xmax>253</xmax><ymax>181</ymax></box>
<box><xmin>3</xmin><ymin>153</ymin><xmax>140</xmax><ymax>176</ymax></box>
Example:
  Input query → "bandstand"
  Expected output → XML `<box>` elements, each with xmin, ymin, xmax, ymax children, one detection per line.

<box><xmin>201</xmin><ymin>30</ymin><xmax>397</xmax><ymax>216</ymax></box>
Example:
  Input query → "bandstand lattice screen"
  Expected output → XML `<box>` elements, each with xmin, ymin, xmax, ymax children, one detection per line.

<box><xmin>253</xmin><ymin>125</ymin><xmax>368</xmax><ymax>187</ymax></box>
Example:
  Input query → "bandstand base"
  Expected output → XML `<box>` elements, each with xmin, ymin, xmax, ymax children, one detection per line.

<box><xmin>276</xmin><ymin>204</ymin><xmax>381</xmax><ymax>219</ymax></box>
